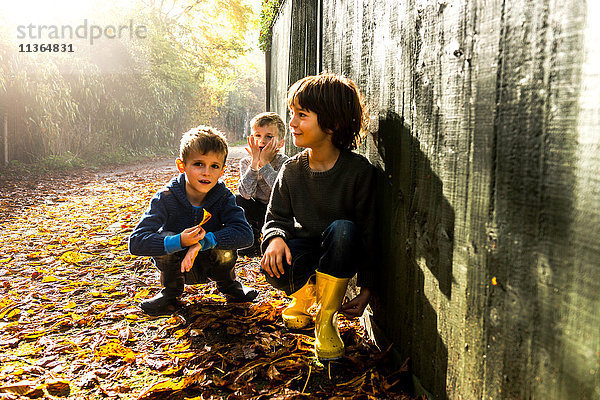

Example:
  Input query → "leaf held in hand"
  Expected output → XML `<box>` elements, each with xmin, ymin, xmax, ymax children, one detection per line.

<box><xmin>199</xmin><ymin>208</ymin><xmax>211</xmax><ymax>225</ymax></box>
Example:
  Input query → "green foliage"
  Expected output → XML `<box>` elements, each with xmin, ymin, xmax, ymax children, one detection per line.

<box><xmin>38</xmin><ymin>153</ymin><xmax>86</xmax><ymax>172</ymax></box>
<box><xmin>258</xmin><ymin>0</ymin><xmax>283</xmax><ymax>51</ymax></box>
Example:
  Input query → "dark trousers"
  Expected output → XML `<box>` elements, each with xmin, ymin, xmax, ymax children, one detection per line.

<box><xmin>152</xmin><ymin>244</ymin><xmax>238</xmax><ymax>297</ymax></box>
<box><xmin>235</xmin><ymin>195</ymin><xmax>267</xmax><ymax>248</ymax></box>
<box><xmin>263</xmin><ymin>220</ymin><xmax>361</xmax><ymax>295</ymax></box>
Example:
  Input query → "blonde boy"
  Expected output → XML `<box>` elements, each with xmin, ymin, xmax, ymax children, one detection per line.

<box><xmin>236</xmin><ymin>112</ymin><xmax>288</xmax><ymax>256</ymax></box>
<box><xmin>129</xmin><ymin>126</ymin><xmax>258</xmax><ymax>316</ymax></box>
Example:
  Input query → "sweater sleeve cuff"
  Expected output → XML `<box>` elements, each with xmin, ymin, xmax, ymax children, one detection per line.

<box><xmin>200</xmin><ymin>232</ymin><xmax>217</xmax><ymax>250</ymax></box>
<box><xmin>259</xmin><ymin>163</ymin><xmax>278</xmax><ymax>186</ymax></box>
<box><xmin>164</xmin><ymin>234</ymin><xmax>183</xmax><ymax>254</ymax></box>
<box><xmin>261</xmin><ymin>229</ymin><xmax>288</xmax><ymax>253</ymax></box>
<box><xmin>357</xmin><ymin>269</ymin><xmax>375</xmax><ymax>289</ymax></box>
<box><xmin>259</xmin><ymin>163</ymin><xmax>275</xmax><ymax>175</ymax></box>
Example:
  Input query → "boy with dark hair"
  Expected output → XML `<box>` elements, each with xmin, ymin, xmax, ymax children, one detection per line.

<box><xmin>236</xmin><ymin>112</ymin><xmax>288</xmax><ymax>256</ymax></box>
<box><xmin>129</xmin><ymin>126</ymin><xmax>258</xmax><ymax>316</ymax></box>
<box><xmin>261</xmin><ymin>73</ymin><xmax>376</xmax><ymax>360</ymax></box>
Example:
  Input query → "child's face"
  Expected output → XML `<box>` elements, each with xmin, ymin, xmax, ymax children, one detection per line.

<box><xmin>251</xmin><ymin>124</ymin><xmax>279</xmax><ymax>149</ymax></box>
<box><xmin>288</xmin><ymin>99</ymin><xmax>331</xmax><ymax>149</ymax></box>
<box><xmin>176</xmin><ymin>150</ymin><xmax>225</xmax><ymax>202</ymax></box>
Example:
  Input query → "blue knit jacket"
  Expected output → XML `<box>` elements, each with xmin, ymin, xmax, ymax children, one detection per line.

<box><xmin>129</xmin><ymin>173</ymin><xmax>253</xmax><ymax>256</ymax></box>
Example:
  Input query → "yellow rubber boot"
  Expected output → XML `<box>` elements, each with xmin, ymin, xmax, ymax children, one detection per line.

<box><xmin>314</xmin><ymin>271</ymin><xmax>350</xmax><ymax>360</ymax></box>
<box><xmin>282</xmin><ymin>276</ymin><xmax>316</xmax><ymax>329</ymax></box>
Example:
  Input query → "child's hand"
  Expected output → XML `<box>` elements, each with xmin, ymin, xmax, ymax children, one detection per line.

<box><xmin>180</xmin><ymin>225</ymin><xmax>206</xmax><ymax>247</ymax></box>
<box><xmin>259</xmin><ymin>137</ymin><xmax>283</xmax><ymax>166</ymax></box>
<box><xmin>181</xmin><ymin>243</ymin><xmax>201</xmax><ymax>273</ymax></box>
<box><xmin>260</xmin><ymin>237</ymin><xmax>291</xmax><ymax>278</ymax></box>
<box><xmin>340</xmin><ymin>287</ymin><xmax>371</xmax><ymax>318</ymax></box>
<box><xmin>245</xmin><ymin>135</ymin><xmax>261</xmax><ymax>170</ymax></box>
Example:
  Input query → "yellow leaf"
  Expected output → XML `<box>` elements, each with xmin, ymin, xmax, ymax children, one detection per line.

<box><xmin>21</xmin><ymin>330</ymin><xmax>47</xmax><ymax>339</ymax></box>
<box><xmin>96</xmin><ymin>341</ymin><xmax>136</xmax><ymax>363</ymax></box>
<box><xmin>60</xmin><ymin>251</ymin><xmax>90</xmax><ymax>264</ymax></box>
<box><xmin>173</xmin><ymin>328</ymin><xmax>190</xmax><ymax>339</ymax></box>
<box><xmin>5</xmin><ymin>308</ymin><xmax>20</xmax><ymax>320</ymax></box>
<box><xmin>171</xmin><ymin>340</ymin><xmax>191</xmax><ymax>351</ymax></box>
<box><xmin>160</xmin><ymin>365</ymin><xmax>183</xmax><ymax>375</ymax></box>
<box><xmin>108</xmin><ymin>236</ymin><xmax>125</xmax><ymax>246</ymax></box>
<box><xmin>0</xmin><ymin>307</ymin><xmax>18</xmax><ymax>319</ymax></box>
<box><xmin>167</xmin><ymin>351</ymin><xmax>196</xmax><ymax>360</ymax></box>
<box><xmin>0</xmin><ymin>299</ymin><xmax>16</xmax><ymax>317</ymax></box>
<box><xmin>0</xmin><ymin>299</ymin><xmax>13</xmax><ymax>309</ymax></box>
<box><xmin>64</xmin><ymin>302</ymin><xmax>76</xmax><ymax>310</ymax></box>
<box><xmin>200</xmin><ymin>208</ymin><xmax>212</xmax><ymax>225</ymax></box>
<box><xmin>42</xmin><ymin>276</ymin><xmax>59</xmax><ymax>283</ymax></box>
<box><xmin>134</xmin><ymin>289</ymin><xmax>151</xmax><ymax>300</ymax></box>
<box><xmin>137</xmin><ymin>370</ymin><xmax>206</xmax><ymax>399</ymax></box>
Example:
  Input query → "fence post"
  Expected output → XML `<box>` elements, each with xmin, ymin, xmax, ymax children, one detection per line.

<box><xmin>3</xmin><ymin>112</ymin><xmax>7</xmax><ymax>165</ymax></box>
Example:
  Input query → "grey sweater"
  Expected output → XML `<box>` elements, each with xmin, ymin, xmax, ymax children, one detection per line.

<box><xmin>238</xmin><ymin>153</ymin><xmax>288</xmax><ymax>204</ymax></box>
<box><xmin>262</xmin><ymin>149</ymin><xmax>377</xmax><ymax>288</ymax></box>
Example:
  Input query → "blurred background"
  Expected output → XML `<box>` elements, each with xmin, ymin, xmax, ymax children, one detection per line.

<box><xmin>0</xmin><ymin>0</ymin><xmax>266</xmax><ymax>167</ymax></box>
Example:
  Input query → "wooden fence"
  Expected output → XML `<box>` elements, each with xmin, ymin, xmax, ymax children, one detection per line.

<box><xmin>267</xmin><ymin>1</ymin><xmax>600</xmax><ymax>398</ymax></box>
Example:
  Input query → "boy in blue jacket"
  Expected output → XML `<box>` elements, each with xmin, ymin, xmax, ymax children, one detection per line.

<box><xmin>129</xmin><ymin>126</ymin><xmax>258</xmax><ymax>316</ymax></box>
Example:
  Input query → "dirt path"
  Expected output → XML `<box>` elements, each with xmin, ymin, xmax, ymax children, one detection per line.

<box><xmin>89</xmin><ymin>144</ymin><xmax>247</xmax><ymax>178</ymax></box>
<box><xmin>0</xmin><ymin>145</ymin><xmax>247</xmax><ymax>222</ymax></box>
<box><xmin>0</xmin><ymin>151</ymin><xmax>415</xmax><ymax>400</ymax></box>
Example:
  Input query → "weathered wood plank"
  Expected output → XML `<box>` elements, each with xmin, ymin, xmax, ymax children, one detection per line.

<box><xmin>462</xmin><ymin>0</ymin><xmax>504</xmax><ymax>398</ymax></box>
<box><xmin>269</xmin><ymin>0</ymin><xmax>292</xmax><ymax>124</ymax></box>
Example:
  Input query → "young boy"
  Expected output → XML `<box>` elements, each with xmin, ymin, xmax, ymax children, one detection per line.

<box><xmin>129</xmin><ymin>126</ymin><xmax>258</xmax><ymax>316</ymax></box>
<box><xmin>236</xmin><ymin>112</ymin><xmax>288</xmax><ymax>256</ymax></box>
<box><xmin>261</xmin><ymin>73</ymin><xmax>376</xmax><ymax>360</ymax></box>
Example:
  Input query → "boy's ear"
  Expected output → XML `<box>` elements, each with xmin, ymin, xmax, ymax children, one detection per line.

<box><xmin>176</xmin><ymin>158</ymin><xmax>186</xmax><ymax>173</ymax></box>
<box><xmin>325</xmin><ymin>125</ymin><xmax>336</xmax><ymax>135</ymax></box>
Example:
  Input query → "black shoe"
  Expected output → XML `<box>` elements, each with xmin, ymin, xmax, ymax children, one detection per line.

<box><xmin>218</xmin><ymin>281</ymin><xmax>259</xmax><ymax>302</ymax></box>
<box><xmin>140</xmin><ymin>293</ymin><xmax>180</xmax><ymax>316</ymax></box>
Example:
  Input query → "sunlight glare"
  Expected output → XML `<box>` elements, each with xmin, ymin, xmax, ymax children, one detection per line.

<box><xmin>0</xmin><ymin>0</ymin><xmax>95</xmax><ymax>24</ymax></box>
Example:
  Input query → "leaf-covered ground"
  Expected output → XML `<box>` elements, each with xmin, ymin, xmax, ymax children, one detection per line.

<box><xmin>0</xmin><ymin>154</ymin><xmax>418</xmax><ymax>399</ymax></box>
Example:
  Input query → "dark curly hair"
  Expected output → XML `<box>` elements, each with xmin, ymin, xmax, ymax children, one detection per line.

<box><xmin>287</xmin><ymin>73</ymin><xmax>368</xmax><ymax>150</ymax></box>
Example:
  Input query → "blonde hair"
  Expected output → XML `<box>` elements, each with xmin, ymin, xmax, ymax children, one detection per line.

<box><xmin>179</xmin><ymin>125</ymin><xmax>228</xmax><ymax>164</ymax></box>
<box><xmin>250</xmin><ymin>112</ymin><xmax>286</xmax><ymax>139</ymax></box>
